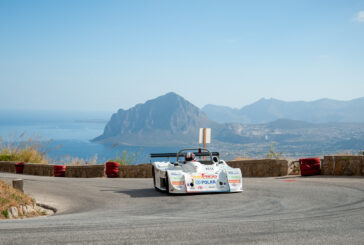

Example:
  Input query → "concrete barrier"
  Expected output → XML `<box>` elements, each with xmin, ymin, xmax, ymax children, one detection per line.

<box><xmin>0</xmin><ymin>161</ymin><xmax>16</xmax><ymax>173</ymax></box>
<box><xmin>227</xmin><ymin>159</ymin><xmax>289</xmax><ymax>177</ymax></box>
<box><xmin>118</xmin><ymin>164</ymin><xmax>153</xmax><ymax>178</ymax></box>
<box><xmin>65</xmin><ymin>165</ymin><xmax>105</xmax><ymax>178</ymax></box>
<box><xmin>322</xmin><ymin>156</ymin><xmax>364</xmax><ymax>176</ymax></box>
<box><xmin>23</xmin><ymin>164</ymin><xmax>54</xmax><ymax>176</ymax></box>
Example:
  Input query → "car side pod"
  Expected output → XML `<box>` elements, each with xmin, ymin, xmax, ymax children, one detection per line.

<box><xmin>226</xmin><ymin>169</ymin><xmax>243</xmax><ymax>192</ymax></box>
<box><xmin>167</xmin><ymin>171</ymin><xmax>186</xmax><ymax>193</ymax></box>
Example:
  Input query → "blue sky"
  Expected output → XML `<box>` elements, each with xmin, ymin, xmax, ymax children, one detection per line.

<box><xmin>0</xmin><ymin>0</ymin><xmax>363</xmax><ymax>112</ymax></box>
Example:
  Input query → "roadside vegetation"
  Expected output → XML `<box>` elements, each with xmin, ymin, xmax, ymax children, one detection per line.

<box><xmin>266</xmin><ymin>142</ymin><xmax>285</xmax><ymax>160</ymax></box>
<box><xmin>58</xmin><ymin>155</ymin><xmax>99</xmax><ymax>166</ymax></box>
<box><xmin>0</xmin><ymin>180</ymin><xmax>35</xmax><ymax>219</ymax></box>
<box><xmin>0</xmin><ymin>134</ymin><xmax>50</xmax><ymax>163</ymax></box>
<box><xmin>108</xmin><ymin>150</ymin><xmax>138</xmax><ymax>165</ymax></box>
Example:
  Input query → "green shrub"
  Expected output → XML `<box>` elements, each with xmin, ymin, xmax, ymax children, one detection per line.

<box><xmin>2</xmin><ymin>210</ymin><xmax>9</xmax><ymax>218</ymax></box>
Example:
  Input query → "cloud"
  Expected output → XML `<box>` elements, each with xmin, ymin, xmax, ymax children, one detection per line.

<box><xmin>355</xmin><ymin>11</ymin><xmax>364</xmax><ymax>22</ymax></box>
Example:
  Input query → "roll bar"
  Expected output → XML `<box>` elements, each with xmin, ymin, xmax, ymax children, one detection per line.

<box><xmin>150</xmin><ymin>148</ymin><xmax>219</xmax><ymax>159</ymax></box>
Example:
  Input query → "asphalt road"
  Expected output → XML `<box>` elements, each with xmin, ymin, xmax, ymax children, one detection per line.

<box><xmin>0</xmin><ymin>173</ymin><xmax>363</xmax><ymax>245</ymax></box>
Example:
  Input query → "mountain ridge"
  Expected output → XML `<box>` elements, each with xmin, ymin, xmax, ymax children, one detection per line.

<box><xmin>202</xmin><ymin>97</ymin><xmax>364</xmax><ymax>124</ymax></box>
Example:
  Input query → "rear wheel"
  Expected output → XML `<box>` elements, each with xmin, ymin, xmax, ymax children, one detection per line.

<box><xmin>152</xmin><ymin>166</ymin><xmax>156</xmax><ymax>187</ymax></box>
<box><xmin>165</xmin><ymin>174</ymin><xmax>170</xmax><ymax>194</ymax></box>
<box><xmin>152</xmin><ymin>166</ymin><xmax>163</xmax><ymax>192</ymax></box>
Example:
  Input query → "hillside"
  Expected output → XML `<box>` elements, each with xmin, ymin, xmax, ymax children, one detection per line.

<box><xmin>202</xmin><ymin>97</ymin><xmax>364</xmax><ymax>124</ymax></box>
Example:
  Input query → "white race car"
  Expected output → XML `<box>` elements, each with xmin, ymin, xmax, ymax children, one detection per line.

<box><xmin>150</xmin><ymin>148</ymin><xmax>243</xmax><ymax>194</ymax></box>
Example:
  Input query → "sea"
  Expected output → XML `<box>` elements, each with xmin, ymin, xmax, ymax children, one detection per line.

<box><xmin>0</xmin><ymin>110</ymin><xmax>183</xmax><ymax>164</ymax></box>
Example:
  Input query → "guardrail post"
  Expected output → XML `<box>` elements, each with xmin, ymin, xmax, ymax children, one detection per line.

<box><xmin>12</xmin><ymin>179</ymin><xmax>24</xmax><ymax>192</ymax></box>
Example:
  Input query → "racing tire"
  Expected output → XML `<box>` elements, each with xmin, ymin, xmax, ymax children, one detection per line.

<box><xmin>165</xmin><ymin>174</ymin><xmax>170</xmax><ymax>194</ymax></box>
<box><xmin>151</xmin><ymin>166</ymin><xmax>165</xmax><ymax>193</ymax></box>
<box><xmin>152</xmin><ymin>166</ymin><xmax>158</xmax><ymax>191</ymax></box>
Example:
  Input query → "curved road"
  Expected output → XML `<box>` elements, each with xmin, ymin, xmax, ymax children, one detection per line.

<box><xmin>0</xmin><ymin>172</ymin><xmax>363</xmax><ymax>244</ymax></box>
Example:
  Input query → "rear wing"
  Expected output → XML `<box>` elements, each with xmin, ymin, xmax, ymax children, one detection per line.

<box><xmin>150</xmin><ymin>152</ymin><xmax>219</xmax><ymax>158</ymax></box>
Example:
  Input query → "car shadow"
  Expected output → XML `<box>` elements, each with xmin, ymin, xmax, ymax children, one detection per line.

<box><xmin>100</xmin><ymin>188</ymin><xmax>165</xmax><ymax>198</ymax></box>
<box><xmin>100</xmin><ymin>188</ymin><xmax>237</xmax><ymax>198</ymax></box>
<box><xmin>275</xmin><ymin>175</ymin><xmax>364</xmax><ymax>180</ymax></box>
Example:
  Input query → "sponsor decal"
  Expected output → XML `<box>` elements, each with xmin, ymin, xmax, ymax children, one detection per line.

<box><xmin>228</xmin><ymin>171</ymin><xmax>240</xmax><ymax>175</ymax></box>
<box><xmin>172</xmin><ymin>181</ymin><xmax>185</xmax><ymax>185</ymax></box>
<box><xmin>198</xmin><ymin>186</ymin><xmax>203</xmax><ymax>190</ymax></box>
<box><xmin>205</xmin><ymin>167</ymin><xmax>214</xmax><ymax>171</ymax></box>
<box><xmin>171</xmin><ymin>176</ymin><xmax>183</xmax><ymax>180</ymax></box>
<box><xmin>191</xmin><ymin>173</ymin><xmax>218</xmax><ymax>179</ymax></box>
<box><xmin>228</xmin><ymin>179</ymin><xmax>241</xmax><ymax>184</ymax></box>
<box><xmin>229</xmin><ymin>175</ymin><xmax>241</xmax><ymax>179</ymax></box>
<box><xmin>170</xmin><ymin>172</ymin><xmax>182</xmax><ymax>176</ymax></box>
<box><xmin>195</xmin><ymin>180</ymin><xmax>216</xmax><ymax>185</ymax></box>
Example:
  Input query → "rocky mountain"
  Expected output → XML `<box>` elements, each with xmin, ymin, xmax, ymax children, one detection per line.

<box><xmin>202</xmin><ymin>97</ymin><xmax>364</xmax><ymax>124</ymax></box>
<box><xmin>93</xmin><ymin>92</ymin><xmax>218</xmax><ymax>146</ymax></box>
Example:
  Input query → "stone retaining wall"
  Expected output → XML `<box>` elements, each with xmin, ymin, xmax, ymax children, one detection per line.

<box><xmin>3</xmin><ymin>157</ymin><xmax>364</xmax><ymax>177</ymax></box>
<box><xmin>227</xmin><ymin>159</ymin><xmax>288</xmax><ymax>177</ymax></box>
<box><xmin>65</xmin><ymin>165</ymin><xmax>105</xmax><ymax>178</ymax></box>
<box><xmin>322</xmin><ymin>156</ymin><xmax>364</xmax><ymax>176</ymax></box>
<box><xmin>0</xmin><ymin>162</ymin><xmax>16</xmax><ymax>173</ymax></box>
<box><xmin>118</xmin><ymin>164</ymin><xmax>153</xmax><ymax>178</ymax></box>
<box><xmin>1</xmin><ymin>160</ymin><xmax>289</xmax><ymax>178</ymax></box>
<box><xmin>115</xmin><ymin>160</ymin><xmax>288</xmax><ymax>178</ymax></box>
<box><xmin>23</xmin><ymin>164</ymin><xmax>54</xmax><ymax>176</ymax></box>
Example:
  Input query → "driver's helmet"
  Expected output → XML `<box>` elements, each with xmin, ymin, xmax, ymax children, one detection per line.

<box><xmin>185</xmin><ymin>152</ymin><xmax>195</xmax><ymax>162</ymax></box>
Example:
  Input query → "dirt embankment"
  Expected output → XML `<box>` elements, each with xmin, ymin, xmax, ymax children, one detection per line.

<box><xmin>0</xmin><ymin>180</ymin><xmax>52</xmax><ymax>219</ymax></box>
